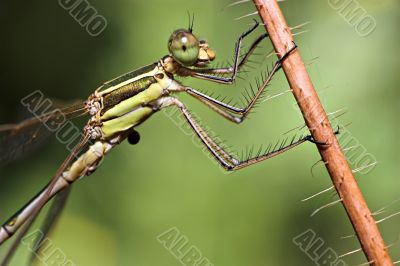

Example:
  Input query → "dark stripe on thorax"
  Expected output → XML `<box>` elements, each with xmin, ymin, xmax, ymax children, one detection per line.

<box><xmin>101</xmin><ymin>76</ymin><xmax>156</xmax><ymax>114</ymax></box>
<box><xmin>102</xmin><ymin>63</ymin><xmax>157</xmax><ymax>89</ymax></box>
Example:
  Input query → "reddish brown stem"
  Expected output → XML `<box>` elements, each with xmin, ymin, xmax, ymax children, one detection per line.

<box><xmin>253</xmin><ymin>1</ymin><xmax>393</xmax><ymax>265</ymax></box>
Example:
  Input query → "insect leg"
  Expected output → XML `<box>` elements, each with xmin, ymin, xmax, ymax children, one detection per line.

<box><xmin>159</xmin><ymin>97</ymin><xmax>311</xmax><ymax>171</ymax></box>
<box><xmin>190</xmin><ymin>33</ymin><xmax>268</xmax><ymax>75</ymax></box>
<box><xmin>180</xmin><ymin>20</ymin><xmax>268</xmax><ymax>83</ymax></box>
<box><xmin>180</xmin><ymin>44</ymin><xmax>297</xmax><ymax>123</ymax></box>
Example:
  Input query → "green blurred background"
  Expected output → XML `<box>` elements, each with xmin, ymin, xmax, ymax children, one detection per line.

<box><xmin>0</xmin><ymin>0</ymin><xmax>399</xmax><ymax>265</ymax></box>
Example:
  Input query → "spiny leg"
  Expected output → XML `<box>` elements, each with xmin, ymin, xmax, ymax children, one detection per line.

<box><xmin>159</xmin><ymin>97</ymin><xmax>311</xmax><ymax>171</ymax></box>
<box><xmin>189</xmin><ymin>32</ymin><xmax>268</xmax><ymax>75</ymax></box>
<box><xmin>180</xmin><ymin>20</ymin><xmax>268</xmax><ymax>83</ymax></box>
<box><xmin>183</xmin><ymin>43</ymin><xmax>298</xmax><ymax>123</ymax></box>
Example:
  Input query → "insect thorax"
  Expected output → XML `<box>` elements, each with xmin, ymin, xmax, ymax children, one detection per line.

<box><xmin>83</xmin><ymin>62</ymin><xmax>179</xmax><ymax>140</ymax></box>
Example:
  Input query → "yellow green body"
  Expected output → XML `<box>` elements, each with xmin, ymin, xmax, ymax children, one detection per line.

<box><xmin>96</xmin><ymin>63</ymin><xmax>179</xmax><ymax>139</ymax></box>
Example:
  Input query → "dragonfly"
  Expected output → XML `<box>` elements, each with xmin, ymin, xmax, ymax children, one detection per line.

<box><xmin>0</xmin><ymin>19</ymin><xmax>311</xmax><ymax>263</ymax></box>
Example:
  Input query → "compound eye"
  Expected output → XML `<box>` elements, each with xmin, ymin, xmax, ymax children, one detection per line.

<box><xmin>168</xmin><ymin>30</ymin><xmax>199</xmax><ymax>66</ymax></box>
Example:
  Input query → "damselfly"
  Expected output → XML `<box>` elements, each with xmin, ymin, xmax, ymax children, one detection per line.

<box><xmin>0</xmin><ymin>19</ymin><xmax>311</xmax><ymax>263</ymax></box>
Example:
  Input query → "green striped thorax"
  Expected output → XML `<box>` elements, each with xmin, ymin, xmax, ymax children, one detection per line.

<box><xmin>85</xmin><ymin>27</ymin><xmax>218</xmax><ymax>140</ymax></box>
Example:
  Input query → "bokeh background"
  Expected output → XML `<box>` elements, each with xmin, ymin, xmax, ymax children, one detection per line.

<box><xmin>0</xmin><ymin>0</ymin><xmax>399</xmax><ymax>265</ymax></box>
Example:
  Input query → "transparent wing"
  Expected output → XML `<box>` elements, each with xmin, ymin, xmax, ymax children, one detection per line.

<box><xmin>29</xmin><ymin>187</ymin><xmax>72</xmax><ymax>265</ymax></box>
<box><xmin>0</xmin><ymin>102</ymin><xmax>87</xmax><ymax>164</ymax></box>
<box><xmin>0</xmin><ymin>134</ymin><xmax>90</xmax><ymax>265</ymax></box>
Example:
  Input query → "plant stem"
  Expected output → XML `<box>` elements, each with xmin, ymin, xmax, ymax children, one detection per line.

<box><xmin>252</xmin><ymin>1</ymin><xmax>393</xmax><ymax>265</ymax></box>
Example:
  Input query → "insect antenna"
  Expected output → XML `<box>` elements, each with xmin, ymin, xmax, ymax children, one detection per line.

<box><xmin>187</xmin><ymin>12</ymin><xmax>194</xmax><ymax>33</ymax></box>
